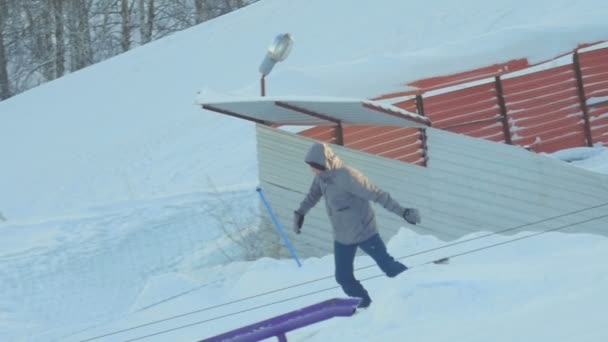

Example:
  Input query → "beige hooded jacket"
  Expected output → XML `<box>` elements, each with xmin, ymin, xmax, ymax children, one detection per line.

<box><xmin>296</xmin><ymin>143</ymin><xmax>407</xmax><ymax>244</ymax></box>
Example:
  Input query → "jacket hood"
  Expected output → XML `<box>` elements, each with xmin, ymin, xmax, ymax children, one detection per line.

<box><xmin>305</xmin><ymin>143</ymin><xmax>344</xmax><ymax>171</ymax></box>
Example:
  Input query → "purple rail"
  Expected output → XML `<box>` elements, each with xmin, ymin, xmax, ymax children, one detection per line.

<box><xmin>200</xmin><ymin>297</ymin><xmax>361</xmax><ymax>342</ymax></box>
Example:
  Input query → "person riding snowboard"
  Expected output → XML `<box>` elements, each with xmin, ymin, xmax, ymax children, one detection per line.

<box><xmin>293</xmin><ymin>142</ymin><xmax>421</xmax><ymax>308</ymax></box>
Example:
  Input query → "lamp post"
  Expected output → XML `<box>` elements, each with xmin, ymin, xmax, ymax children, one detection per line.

<box><xmin>259</xmin><ymin>33</ymin><xmax>294</xmax><ymax>96</ymax></box>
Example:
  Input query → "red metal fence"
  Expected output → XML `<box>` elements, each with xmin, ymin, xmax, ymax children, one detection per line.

<box><xmin>579</xmin><ymin>46</ymin><xmax>608</xmax><ymax>145</ymax></box>
<box><xmin>299</xmin><ymin>42</ymin><xmax>608</xmax><ymax>164</ymax></box>
<box><xmin>299</xmin><ymin>124</ymin><xmax>426</xmax><ymax>165</ymax></box>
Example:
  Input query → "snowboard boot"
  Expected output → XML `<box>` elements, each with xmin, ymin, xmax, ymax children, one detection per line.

<box><xmin>386</xmin><ymin>262</ymin><xmax>408</xmax><ymax>278</ymax></box>
<box><xmin>357</xmin><ymin>295</ymin><xmax>372</xmax><ymax>309</ymax></box>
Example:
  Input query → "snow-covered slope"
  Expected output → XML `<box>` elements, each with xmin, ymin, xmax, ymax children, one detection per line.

<box><xmin>2</xmin><ymin>0</ymin><xmax>608</xmax><ymax>220</ymax></box>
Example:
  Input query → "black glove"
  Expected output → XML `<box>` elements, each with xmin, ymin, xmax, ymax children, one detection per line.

<box><xmin>403</xmin><ymin>208</ymin><xmax>421</xmax><ymax>225</ymax></box>
<box><xmin>293</xmin><ymin>211</ymin><xmax>304</xmax><ymax>234</ymax></box>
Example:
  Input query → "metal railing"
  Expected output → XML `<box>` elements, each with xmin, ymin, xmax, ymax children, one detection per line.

<box><xmin>200</xmin><ymin>297</ymin><xmax>361</xmax><ymax>342</ymax></box>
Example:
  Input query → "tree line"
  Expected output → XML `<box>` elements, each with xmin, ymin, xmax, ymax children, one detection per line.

<box><xmin>0</xmin><ymin>0</ymin><xmax>254</xmax><ymax>101</ymax></box>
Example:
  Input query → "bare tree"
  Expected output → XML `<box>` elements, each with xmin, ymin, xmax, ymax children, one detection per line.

<box><xmin>51</xmin><ymin>0</ymin><xmax>66</xmax><ymax>78</ymax></box>
<box><xmin>90</xmin><ymin>0</ymin><xmax>122</xmax><ymax>60</ymax></box>
<box><xmin>156</xmin><ymin>0</ymin><xmax>194</xmax><ymax>31</ymax></box>
<box><xmin>22</xmin><ymin>0</ymin><xmax>55</xmax><ymax>82</ymax></box>
<box><xmin>193</xmin><ymin>0</ymin><xmax>206</xmax><ymax>24</ymax></box>
<box><xmin>138</xmin><ymin>0</ymin><xmax>145</xmax><ymax>42</ymax></box>
<box><xmin>224</xmin><ymin>0</ymin><xmax>244</xmax><ymax>12</ymax></box>
<box><xmin>68</xmin><ymin>0</ymin><xmax>93</xmax><ymax>71</ymax></box>
<box><xmin>194</xmin><ymin>0</ymin><xmax>245</xmax><ymax>24</ymax></box>
<box><xmin>120</xmin><ymin>0</ymin><xmax>133</xmax><ymax>51</ymax></box>
<box><xmin>138</xmin><ymin>0</ymin><xmax>154</xmax><ymax>44</ymax></box>
<box><xmin>224</xmin><ymin>0</ymin><xmax>247</xmax><ymax>15</ymax></box>
<box><xmin>145</xmin><ymin>0</ymin><xmax>155</xmax><ymax>40</ymax></box>
<box><xmin>0</xmin><ymin>0</ymin><xmax>11</xmax><ymax>100</ymax></box>
<box><xmin>0</xmin><ymin>0</ymin><xmax>259</xmax><ymax>102</ymax></box>
<box><xmin>205</xmin><ymin>178</ymin><xmax>283</xmax><ymax>261</ymax></box>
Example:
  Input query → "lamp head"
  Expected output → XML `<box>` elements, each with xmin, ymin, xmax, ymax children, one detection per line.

<box><xmin>259</xmin><ymin>33</ymin><xmax>294</xmax><ymax>76</ymax></box>
<box><xmin>268</xmin><ymin>33</ymin><xmax>294</xmax><ymax>62</ymax></box>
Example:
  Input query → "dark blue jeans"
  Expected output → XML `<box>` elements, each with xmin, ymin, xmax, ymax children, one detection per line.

<box><xmin>334</xmin><ymin>234</ymin><xmax>406</xmax><ymax>303</ymax></box>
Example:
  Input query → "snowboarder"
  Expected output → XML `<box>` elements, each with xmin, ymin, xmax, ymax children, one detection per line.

<box><xmin>293</xmin><ymin>142</ymin><xmax>421</xmax><ymax>308</ymax></box>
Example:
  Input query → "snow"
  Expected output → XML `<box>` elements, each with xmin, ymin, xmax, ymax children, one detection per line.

<box><xmin>579</xmin><ymin>41</ymin><xmax>608</xmax><ymax>52</ymax></box>
<box><xmin>1</xmin><ymin>0</ymin><xmax>608</xmax><ymax>341</ymax></box>
<box><xmin>547</xmin><ymin>147</ymin><xmax>608</xmax><ymax>174</ymax></box>
<box><xmin>588</xmin><ymin>96</ymin><xmax>608</xmax><ymax>108</ymax></box>
<box><xmin>501</xmin><ymin>53</ymin><xmax>573</xmax><ymax>79</ymax></box>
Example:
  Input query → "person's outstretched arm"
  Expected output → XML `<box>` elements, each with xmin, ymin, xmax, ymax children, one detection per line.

<box><xmin>337</xmin><ymin>168</ymin><xmax>420</xmax><ymax>224</ymax></box>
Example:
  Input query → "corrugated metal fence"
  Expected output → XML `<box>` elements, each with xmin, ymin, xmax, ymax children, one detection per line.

<box><xmin>300</xmin><ymin>42</ymin><xmax>608</xmax><ymax>162</ymax></box>
<box><xmin>299</xmin><ymin>125</ymin><xmax>426</xmax><ymax>165</ymax></box>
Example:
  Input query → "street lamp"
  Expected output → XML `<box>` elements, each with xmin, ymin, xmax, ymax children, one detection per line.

<box><xmin>259</xmin><ymin>33</ymin><xmax>294</xmax><ymax>96</ymax></box>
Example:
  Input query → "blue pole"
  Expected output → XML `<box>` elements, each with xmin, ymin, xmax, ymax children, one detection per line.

<box><xmin>256</xmin><ymin>187</ymin><xmax>302</xmax><ymax>268</ymax></box>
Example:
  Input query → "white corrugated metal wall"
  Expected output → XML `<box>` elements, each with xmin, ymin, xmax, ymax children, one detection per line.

<box><xmin>256</xmin><ymin>124</ymin><xmax>608</xmax><ymax>258</ymax></box>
